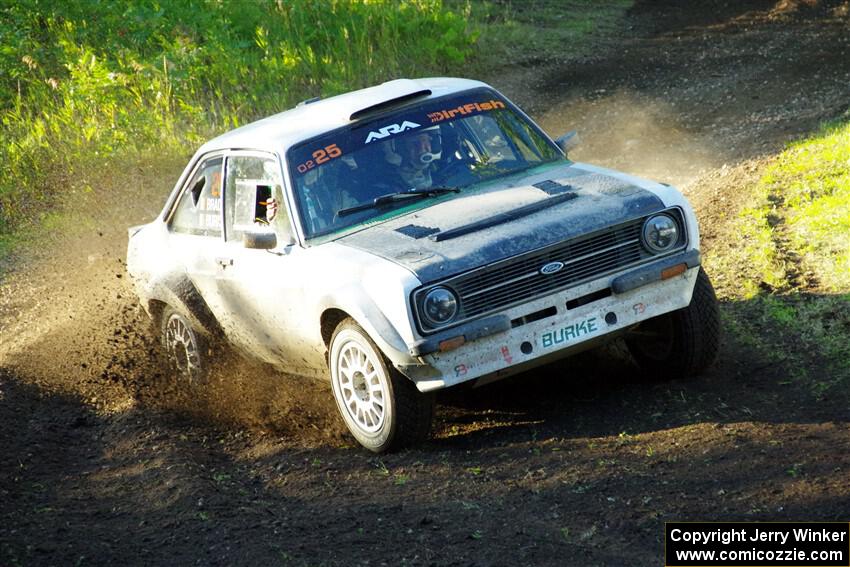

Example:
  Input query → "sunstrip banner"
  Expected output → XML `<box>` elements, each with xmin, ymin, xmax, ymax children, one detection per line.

<box><xmin>288</xmin><ymin>88</ymin><xmax>510</xmax><ymax>178</ymax></box>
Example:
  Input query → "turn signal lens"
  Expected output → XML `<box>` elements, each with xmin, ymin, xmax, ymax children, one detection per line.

<box><xmin>661</xmin><ymin>263</ymin><xmax>687</xmax><ymax>280</ymax></box>
<box><xmin>438</xmin><ymin>336</ymin><xmax>466</xmax><ymax>352</ymax></box>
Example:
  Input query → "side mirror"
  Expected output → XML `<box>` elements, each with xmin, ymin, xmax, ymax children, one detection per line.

<box><xmin>555</xmin><ymin>130</ymin><xmax>580</xmax><ymax>156</ymax></box>
<box><xmin>243</xmin><ymin>231</ymin><xmax>277</xmax><ymax>250</ymax></box>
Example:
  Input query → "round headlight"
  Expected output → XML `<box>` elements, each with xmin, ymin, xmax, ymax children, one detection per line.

<box><xmin>642</xmin><ymin>214</ymin><xmax>679</xmax><ymax>253</ymax></box>
<box><xmin>421</xmin><ymin>287</ymin><xmax>458</xmax><ymax>327</ymax></box>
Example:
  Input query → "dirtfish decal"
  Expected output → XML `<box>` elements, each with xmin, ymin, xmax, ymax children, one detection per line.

<box><xmin>427</xmin><ymin>100</ymin><xmax>506</xmax><ymax>123</ymax></box>
<box><xmin>365</xmin><ymin>121</ymin><xmax>421</xmax><ymax>143</ymax></box>
<box><xmin>541</xmin><ymin>317</ymin><xmax>598</xmax><ymax>349</ymax></box>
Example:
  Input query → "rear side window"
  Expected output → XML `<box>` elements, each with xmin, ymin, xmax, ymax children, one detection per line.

<box><xmin>170</xmin><ymin>157</ymin><xmax>224</xmax><ymax>237</ymax></box>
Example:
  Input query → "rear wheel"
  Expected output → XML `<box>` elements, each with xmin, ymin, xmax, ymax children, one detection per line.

<box><xmin>329</xmin><ymin>318</ymin><xmax>433</xmax><ymax>452</ymax></box>
<box><xmin>161</xmin><ymin>306</ymin><xmax>208</xmax><ymax>383</ymax></box>
<box><xmin>626</xmin><ymin>268</ymin><xmax>720</xmax><ymax>379</ymax></box>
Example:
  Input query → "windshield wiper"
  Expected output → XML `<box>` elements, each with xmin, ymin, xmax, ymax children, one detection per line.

<box><xmin>337</xmin><ymin>186</ymin><xmax>460</xmax><ymax>217</ymax></box>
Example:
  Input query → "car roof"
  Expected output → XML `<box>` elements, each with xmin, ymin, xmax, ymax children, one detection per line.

<box><xmin>196</xmin><ymin>77</ymin><xmax>489</xmax><ymax>155</ymax></box>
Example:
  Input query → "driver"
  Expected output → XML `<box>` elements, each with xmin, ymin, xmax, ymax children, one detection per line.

<box><xmin>392</xmin><ymin>126</ymin><xmax>441</xmax><ymax>190</ymax></box>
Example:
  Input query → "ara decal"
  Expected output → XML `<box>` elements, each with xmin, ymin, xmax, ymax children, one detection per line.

<box><xmin>364</xmin><ymin>121</ymin><xmax>421</xmax><ymax>143</ymax></box>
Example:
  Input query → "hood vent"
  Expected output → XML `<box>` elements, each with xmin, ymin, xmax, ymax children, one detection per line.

<box><xmin>396</xmin><ymin>224</ymin><xmax>441</xmax><ymax>239</ymax></box>
<box><xmin>533</xmin><ymin>179</ymin><xmax>574</xmax><ymax>195</ymax></box>
<box><xmin>433</xmin><ymin>191</ymin><xmax>578</xmax><ymax>242</ymax></box>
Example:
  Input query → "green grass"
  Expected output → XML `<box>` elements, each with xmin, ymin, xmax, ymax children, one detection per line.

<box><xmin>762</xmin><ymin>118</ymin><xmax>850</xmax><ymax>291</ymax></box>
<box><xmin>0</xmin><ymin>0</ymin><xmax>475</xmax><ymax>243</ymax></box>
<box><xmin>456</xmin><ymin>0</ymin><xmax>633</xmax><ymax>72</ymax></box>
<box><xmin>0</xmin><ymin>0</ymin><xmax>636</xmax><ymax>258</ymax></box>
<box><xmin>705</xmin><ymin>113</ymin><xmax>850</xmax><ymax>394</ymax></box>
<box><xmin>710</xmin><ymin>114</ymin><xmax>850</xmax><ymax>295</ymax></box>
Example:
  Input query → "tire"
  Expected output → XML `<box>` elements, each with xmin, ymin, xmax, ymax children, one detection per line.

<box><xmin>625</xmin><ymin>268</ymin><xmax>720</xmax><ymax>379</ymax></box>
<box><xmin>329</xmin><ymin>318</ymin><xmax>434</xmax><ymax>453</ymax></box>
<box><xmin>161</xmin><ymin>306</ymin><xmax>208</xmax><ymax>384</ymax></box>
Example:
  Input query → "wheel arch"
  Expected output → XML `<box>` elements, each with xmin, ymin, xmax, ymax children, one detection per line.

<box><xmin>320</xmin><ymin>308</ymin><xmax>350</xmax><ymax>348</ymax></box>
<box><xmin>148</xmin><ymin>299</ymin><xmax>167</xmax><ymax>328</ymax></box>
<box><xmin>144</xmin><ymin>272</ymin><xmax>225</xmax><ymax>340</ymax></box>
<box><xmin>317</xmin><ymin>299</ymin><xmax>416</xmax><ymax>375</ymax></box>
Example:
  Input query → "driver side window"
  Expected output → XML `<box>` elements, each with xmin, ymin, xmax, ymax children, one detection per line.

<box><xmin>224</xmin><ymin>155</ymin><xmax>289</xmax><ymax>243</ymax></box>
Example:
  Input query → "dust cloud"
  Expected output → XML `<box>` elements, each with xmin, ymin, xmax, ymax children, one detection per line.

<box><xmin>0</xmin><ymin>157</ymin><xmax>346</xmax><ymax>448</ymax></box>
<box><xmin>539</xmin><ymin>91</ymin><xmax>723</xmax><ymax>189</ymax></box>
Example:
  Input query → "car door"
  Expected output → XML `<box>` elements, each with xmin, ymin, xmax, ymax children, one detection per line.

<box><xmin>166</xmin><ymin>154</ymin><xmax>228</xmax><ymax>316</ymax></box>
<box><xmin>210</xmin><ymin>151</ymin><xmax>321</xmax><ymax>375</ymax></box>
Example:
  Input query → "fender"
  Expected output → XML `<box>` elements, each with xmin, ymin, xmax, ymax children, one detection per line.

<box><xmin>315</xmin><ymin>285</ymin><xmax>420</xmax><ymax>374</ymax></box>
<box><xmin>145</xmin><ymin>270</ymin><xmax>224</xmax><ymax>339</ymax></box>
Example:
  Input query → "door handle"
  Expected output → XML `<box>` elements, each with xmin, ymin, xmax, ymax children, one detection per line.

<box><xmin>216</xmin><ymin>257</ymin><xmax>234</xmax><ymax>268</ymax></box>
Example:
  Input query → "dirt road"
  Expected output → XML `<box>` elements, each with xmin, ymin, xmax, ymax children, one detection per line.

<box><xmin>2</xmin><ymin>2</ymin><xmax>849</xmax><ymax>565</ymax></box>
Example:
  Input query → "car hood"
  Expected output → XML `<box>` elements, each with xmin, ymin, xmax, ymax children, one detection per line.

<box><xmin>337</xmin><ymin>162</ymin><xmax>667</xmax><ymax>284</ymax></box>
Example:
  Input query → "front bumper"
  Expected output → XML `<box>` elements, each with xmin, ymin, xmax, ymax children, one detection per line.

<box><xmin>403</xmin><ymin>251</ymin><xmax>700</xmax><ymax>392</ymax></box>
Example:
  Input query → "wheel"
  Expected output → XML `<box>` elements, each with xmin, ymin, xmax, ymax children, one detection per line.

<box><xmin>161</xmin><ymin>306</ymin><xmax>208</xmax><ymax>383</ymax></box>
<box><xmin>329</xmin><ymin>318</ymin><xmax>434</xmax><ymax>452</ymax></box>
<box><xmin>625</xmin><ymin>268</ymin><xmax>720</xmax><ymax>379</ymax></box>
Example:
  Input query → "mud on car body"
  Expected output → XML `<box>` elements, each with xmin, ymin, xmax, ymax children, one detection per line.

<box><xmin>127</xmin><ymin>77</ymin><xmax>720</xmax><ymax>453</ymax></box>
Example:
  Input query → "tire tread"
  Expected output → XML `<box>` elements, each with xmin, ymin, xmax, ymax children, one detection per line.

<box><xmin>330</xmin><ymin>318</ymin><xmax>434</xmax><ymax>452</ymax></box>
<box><xmin>627</xmin><ymin>268</ymin><xmax>721</xmax><ymax>379</ymax></box>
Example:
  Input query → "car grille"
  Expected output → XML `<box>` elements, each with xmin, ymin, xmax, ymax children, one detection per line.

<box><xmin>414</xmin><ymin>211</ymin><xmax>686</xmax><ymax>333</ymax></box>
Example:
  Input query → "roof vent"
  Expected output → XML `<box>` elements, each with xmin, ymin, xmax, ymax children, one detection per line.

<box><xmin>350</xmin><ymin>89</ymin><xmax>431</xmax><ymax>121</ymax></box>
<box><xmin>297</xmin><ymin>96</ymin><xmax>322</xmax><ymax>107</ymax></box>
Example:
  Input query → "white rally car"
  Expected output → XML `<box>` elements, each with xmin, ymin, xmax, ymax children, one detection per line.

<box><xmin>127</xmin><ymin>78</ymin><xmax>720</xmax><ymax>452</ymax></box>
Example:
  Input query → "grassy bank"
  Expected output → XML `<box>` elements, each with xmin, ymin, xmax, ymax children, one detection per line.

<box><xmin>705</xmin><ymin>114</ymin><xmax>850</xmax><ymax>394</ymax></box>
<box><xmin>0</xmin><ymin>0</ymin><xmax>638</xmax><ymax>259</ymax></box>
<box><xmin>0</xmin><ymin>0</ymin><xmax>475</xmax><ymax>254</ymax></box>
<box><xmin>458</xmin><ymin>0</ymin><xmax>633</xmax><ymax>70</ymax></box>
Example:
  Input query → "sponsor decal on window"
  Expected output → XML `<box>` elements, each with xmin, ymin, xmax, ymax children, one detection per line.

<box><xmin>364</xmin><ymin>121</ymin><xmax>421</xmax><ymax>143</ymax></box>
<box><xmin>427</xmin><ymin>100</ymin><xmax>506</xmax><ymax>123</ymax></box>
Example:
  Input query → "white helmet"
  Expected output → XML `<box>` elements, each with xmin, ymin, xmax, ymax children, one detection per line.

<box><xmin>394</xmin><ymin>126</ymin><xmax>442</xmax><ymax>166</ymax></box>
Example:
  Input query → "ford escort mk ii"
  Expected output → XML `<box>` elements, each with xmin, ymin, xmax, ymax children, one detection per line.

<box><xmin>127</xmin><ymin>77</ymin><xmax>720</xmax><ymax>452</ymax></box>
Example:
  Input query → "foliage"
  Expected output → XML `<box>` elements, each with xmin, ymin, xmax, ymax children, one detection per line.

<box><xmin>454</xmin><ymin>0</ymin><xmax>632</xmax><ymax>71</ymax></box>
<box><xmin>712</xmin><ymin>115</ymin><xmax>850</xmax><ymax>296</ymax></box>
<box><xmin>0</xmin><ymin>0</ymin><xmax>475</xmax><ymax>237</ymax></box>
<box><xmin>705</xmin><ymin>114</ymin><xmax>850</xmax><ymax>393</ymax></box>
<box><xmin>760</xmin><ymin>117</ymin><xmax>850</xmax><ymax>291</ymax></box>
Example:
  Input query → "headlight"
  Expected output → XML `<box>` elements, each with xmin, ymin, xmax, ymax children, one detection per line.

<box><xmin>642</xmin><ymin>214</ymin><xmax>679</xmax><ymax>253</ymax></box>
<box><xmin>421</xmin><ymin>287</ymin><xmax>458</xmax><ymax>327</ymax></box>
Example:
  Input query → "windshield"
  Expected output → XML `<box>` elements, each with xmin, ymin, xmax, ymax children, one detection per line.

<box><xmin>287</xmin><ymin>88</ymin><xmax>562</xmax><ymax>240</ymax></box>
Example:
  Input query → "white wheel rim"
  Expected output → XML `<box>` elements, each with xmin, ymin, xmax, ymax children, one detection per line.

<box><xmin>164</xmin><ymin>314</ymin><xmax>202</xmax><ymax>382</ymax></box>
<box><xmin>334</xmin><ymin>336</ymin><xmax>388</xmax><ymax>434</ymax></box>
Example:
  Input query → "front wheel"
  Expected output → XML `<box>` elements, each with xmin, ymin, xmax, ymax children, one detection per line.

<box><xmin>625</xmin><ymin>268</ymin><xmax>721</xmax><ymax>379</ymax></box>
<box><xmin>329</xmin><ymin>318</ymin><xmax>434</xmax><ymax>452</ymax></box>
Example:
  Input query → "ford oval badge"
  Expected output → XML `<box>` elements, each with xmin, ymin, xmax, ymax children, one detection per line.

<box><xmin>540</xmin><ymin>261</ymin><xmax>564</xmax><ymax>275</ymax></box>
